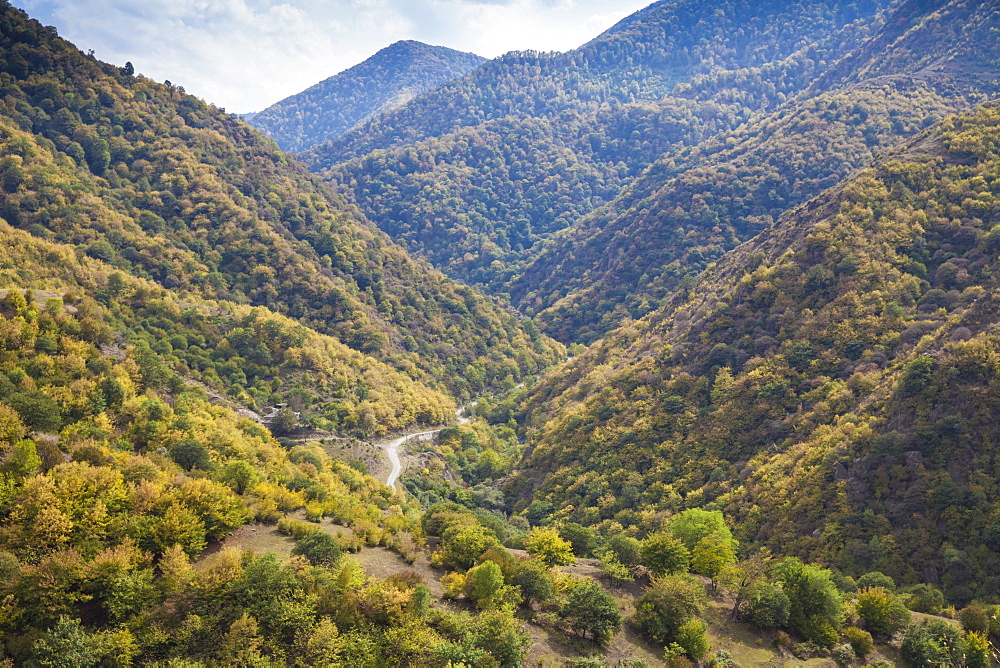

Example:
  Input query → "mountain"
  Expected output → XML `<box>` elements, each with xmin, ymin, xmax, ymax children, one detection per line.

<box><xmin>304</xmin><ymin>0</ymin><xmax>893</xmax><ymax>293</ymax></box>
<box><xmin>508</xmin><ymin>0</ymin><xmax>1000</xmax><ymax>343</ymax></box>
<box><xmin>246</xmin><ymin>40</ymin><xmax>486</xmax><ymax>153</ymax></box>
<box><xmin>506</xmin><ymin>100</ymin><xmax>1000</xmax><ymax>603</ymax></box>
<box><xmin>0</xmin><ymin>4</ymin><xmax>563</xmax><ymax>408</ymax></box>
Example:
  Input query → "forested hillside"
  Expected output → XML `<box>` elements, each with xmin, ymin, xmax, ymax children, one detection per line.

<box><xmin>247</xmin><ymin>41</ymin><xmax>485</xmax><ymax>153</ymax></box>
<box><xmin>508</xmin><ymin>101</ymin><xmax>1000</xmax><ymax>604</ymax></box>
<box><xmin>0</xmin><ymin>3</ymin><xmax>563</xmax><ymax>401</ymax></box>
<box><xmin>509</xmin><ymin>0</ymin><xmax>1000</xmax><ymax>342</ymax></box>
<box><xmin>306</xmin><ymin>0</ymin><xmax>892</xmax><ymax>292</ymax></box>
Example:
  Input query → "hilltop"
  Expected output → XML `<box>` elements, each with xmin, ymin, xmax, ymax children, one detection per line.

<box><xmin>247</xmin><ymin>40</ymin><xmax>485</xmax><ymax>153</ymax></box>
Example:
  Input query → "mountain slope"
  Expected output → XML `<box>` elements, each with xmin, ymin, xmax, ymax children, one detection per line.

<box><xmin>507</xmin><ymin>101</ymin><xmax>1000</xmax><ymax>603</ymax></box>
<box><xmin>511</xmin><ymin>0</ymin><xmax>1000</xmax><ymax>342</ymax></box>
<box><xmin>0</xmin><ymin>4</ymin><xmax>563</xmax><ymax>401</ymax></box>
<box><xmin>246</xmin><ymin>40</ymin><xmax>485</xmax><ymax>153</ymax></box>
<box><xmin>307</xmin><ymin>0</ymin><xmax>892</xmax><ymax>291</ymax></box>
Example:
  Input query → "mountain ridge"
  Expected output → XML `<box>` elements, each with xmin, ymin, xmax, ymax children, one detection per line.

<box><xmin>247</xmin><ymin>40</ymin><xmax>485</xmax><ymax>153</ymax></box>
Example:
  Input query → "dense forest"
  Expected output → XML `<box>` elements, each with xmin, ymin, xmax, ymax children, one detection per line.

<box><xmin>510</xmin><ymin>101</ymin><xmax>1000</xmax><ymax>604</ymax></box>
<box><xmin>247</xmin><ymin>41</ymin><xmax>486</xmax><ymax>153</ymax></box>
<box><xmin>0</xmin><ymin>3</ymin><xmax>563</xmax><ymax>404</ymax></box>
<box><xmin>511</xmin><ymin>0</ymin><xmax>1000</xmax><ymax>343</ymax></box>
<box><xmin>5</xmin><ymin>0</ymin><xmax>1000</xmax><ymax>664</ymax></box>
<box><xmin>304</xmin><ymin>0</ymin><xmax>893</xmax><ymax>293</ymax></box>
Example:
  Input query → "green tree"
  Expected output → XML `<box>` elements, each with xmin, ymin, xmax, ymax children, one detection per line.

<box><xmin>641</xmin><ymin>532</ymin><xmax>690</xmax><ymax>576</ymax></box>
<box><xmin>675</xmin><ymin>618</ymin><xmax>711</xmax><ymax>660</ymax></box>
<box><xmin>171</xmin><ymin>438</ymin><xmax>211</xmax><ymax>471</ymax></box>
<box><xmin>292</xmin><ymin>531</ymin><xmax>342</xmax><ymax>566</ymax></box>
<box><xmin>690</xmin><ymin>532</ymin><xmax>736</xmax><ymax>584</ymax></box>
<box><xmin>524</xmin><ymin>526</ymin><xmax>575</xmax><ymax>567</ymax></box>
<box><xmin>855</xmin><ymin>587</ymin><xmax>911</xmax><ymax>637</ymax></box>
<box><xmin>560</xmin><ymin>579</ymin><xmax>622</xmax><ymax>644</ymax></box>
<box><xmin>901</xmin><ymin>620</ymin><xmax>963</xmax><ymax>667</ymax></box>
<box><xmin>633</xmin><ymin>574</ymin><xmax>707</xmax><ymax>645</ymax></box>
<box><xmin>775</xmin><ymin>557</ymin><xmax>842</xmax><ymax>644</ymax></box>
<box><xmin>742</xmin><ymin>582</ymin><xmax>790</xmax><ymax>630</ymax></box>
<box><xmin>512</xmin><ymin>560</ymin><xmax>554</xmax><ymax>606</ymax></box>
<box><xmin>465</xmin><ymin>560</ymin><xmax>505</xmax><ymax>609</ymax></box>
<box><xmin>559</xmin><ymin>522</ymin><xmax>600</xmax><ymax>557</ymax></box>
<box><xmin>604</xmin><ymin>534</ymin><xmax>642</xmax><ymax>567</ymax></box>
<box><xmin>666</xmin><ymin>508</ymin><xmax>737</xmax><ymax>554</ymax></box>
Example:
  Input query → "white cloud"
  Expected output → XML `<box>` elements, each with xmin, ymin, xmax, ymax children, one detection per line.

<box><xmin>15</xmin><ymin>0</ymin><xmax>650</xmax><ymax>112</ymax></box>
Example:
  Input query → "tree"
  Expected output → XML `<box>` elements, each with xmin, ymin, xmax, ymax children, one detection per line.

<box><xmin>292</xmin><ymin>531</ymin><xmax>342</xmax><ymax>566</ymax></box>
<box><xmin>675</xmin><ymin>618</ymin><xmax>711</xmax><ymax>660</ymax></box>
<box><xmin>719</xmin><ymin>548</ymin><xmax>773</xmax><ymax>619</ymax></box>
<box><xmin>465</xmin><ymin>560</ymin><xmax>505</xmax><ymax>609</ymax></box>
<box><xmin>641</xmin><ymin>532</ymin><xmax>690</xmax><ymax>576</ymax></box>
<box><xmin>471</xmin><ymin>609</ymin><xmax>530</xmax><ymax>668</ymax></box>
<box><xmin>666</xmin><ymin>508</ymin><xmax>737</xmax><ymax>554</ymax></box>
<box><xmin>560</xmin><ymin>579</ymin><xmax>622</xmax><ymax>644</ymax></box>
<box><xmin>170</xmin><ymin>438</ymin><xmax>211</xmax><ymax>471</ymax></box>
<box><xmin>512</xmin><ymin>561</ymin><xmax>554</xmax><ymax>606</ymax></box>
<box><xmin>901</xmin><ymin>620</ymin><xmax>963</xmax><ymax>667</ymax></box>
<box><xmin>775</xmin><ymin>557</ymin><xmax>842</xmax><ymax>644</ymax></box>
<box><xmin>742</xmin><ymin>582</ymin><xmax>790</xmax><ymax>630</ymax></box>
<box><xmin>524</xmin><ymin>526</ymin><xmax>575</xmax><ymax>567</ymax></box>
<box><xmin>633</xmin><ymin>574</ymin><xmax>707</xmax><ymax>645</ymax></box>
<box><xmin>559</xmin><ymin>522</ymin><xmax>599</xmax><ymax>557</ymax></box>
<box><xmin>855</xmin><ymin>587</ymin><xmax>910</xmax><ymax>637</ymax></box>
<box><xmin>690</xmin><ymin>532</ymin><xmax>736</xmax><ymax>585</ymax></box>
<box><xmin>604</xmin><ymin>534</ymin><xmax>642</xmax><ymax>567</ymax></box>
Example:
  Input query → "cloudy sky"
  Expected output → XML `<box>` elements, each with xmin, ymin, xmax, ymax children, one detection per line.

<box><xmin>16</xmin><ymin>0</ymin><xmax>652</xmax><ymax>113</ymax></box>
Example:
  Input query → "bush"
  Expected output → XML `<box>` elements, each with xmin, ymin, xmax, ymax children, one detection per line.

<box><xmin>901</xmin><ymin>583</ymin><xmax>945</xmax><ymax>614</ymax></box>
<box><xmin>640</xmin><ymin>533</ymin><xmax>690</xmax><ymax>576</ymax></box>
<box><xmin>633</xmin><ymin>574</ymin><xmax>707</xmax><ymax>644</ymax></box>
<box><xmin>560</xmin><ymin>580</ymin><xmax>622</xmax><ymax>644</ymax></box>
<box><xmin>964</xmin><ymin>631</ymin><xmax>991</xmax><ymax>668</ymax></box>
<box><xmin>842</xmin><ymin>626</ymin><xmax>874</xmax><ymax>657</ymax></box>
<box><xmin>743</xmin><ymin>582</ymin><xmax>790</xmax><ymax>629</ymax></box>
<box><xmin>524</xmin><ymin>526</ymin><xmax>575</xmax><ymax>567</ymax></box>
<box><xmin>958</xmin><ymin>605</ymin><xmax>990</xmax><ymax>633</ymax></box>
<box><xmin>559</xmin><ymin>522</ymin><xmax>599</xmax><ymax>557</ymax></box>
<box><xmin>855</xmin><ymin>587</ymin><xmax>911</xmax><ymax>637</ymax></box>
<box><xmin>604</xmin><ymin>535</ymin><xmax>642</xmax><ymax>567</ymax></box>
<box><xmin>291</xmin><ymin>531</ymin><xmax>342</xmax><ymax>565</ymax></box>
<box><xmin>831</xmin><ymin>643</ymin><xmax>855</xmax><ymax>667</ymax></box>
<box><xmin>901</xmin><ymin>620</ymin><xmax>963</xmax><ymax>667</ymax></box>
<box><xmin>171</xmin><ymin>438</ymin><xmax>211</xmax><ymax>470</ymax></box>
<box><xmin>856</xmin><ymin>571</ymin><xmax>895</xmax><ymax>592</ymax></box>
<box><xmin>675</xmin><ymin>619</ymin><xmax>711</xmax><ymax>660</ymax></box>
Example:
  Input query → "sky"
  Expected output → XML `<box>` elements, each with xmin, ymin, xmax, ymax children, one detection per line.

<box><xmin>16</xmin><ymin>0</ymin><xmax>652</xmax><ymax>114</ymax></box>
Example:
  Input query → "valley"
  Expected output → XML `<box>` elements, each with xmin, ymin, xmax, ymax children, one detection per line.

<box><xmin>2</xmin><ymin>0</ymin><xmax>1000</xmax><ymax>665</ymax></box>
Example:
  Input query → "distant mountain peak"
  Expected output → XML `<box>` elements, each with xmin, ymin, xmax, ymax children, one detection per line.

<box><xmin>247</xmin><ymin>40</ymin><xmax>485</xmax><ymax>152</ymax></box>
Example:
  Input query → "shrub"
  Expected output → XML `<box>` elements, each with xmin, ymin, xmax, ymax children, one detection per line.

<box><xmin>855</xmin><ymin>587</ymin><xmax>911</xmax><ymax>637</ymax></box>
<box><xmin>640</xmin><ymin>532</ymin><xmax>690</xmax><ymax>576</ymax></box>
<box><xmin>560</xmin><ymin>580</ymin><xmax>622</xmax><ymax>644</ymax></box>
<box><xmin>901</xmin><ymin>620</ymin><xmax>963</xmax><ymax>667</ymax></box>
<box><xmin>842</xmin><ymin>626</ymin><xmax>874</xmax><ymax>657</ymax></box>
<box><xmin>856</xmin><ymin>571</ymin><xmax>895</xmax><ymax>592</ymax></box>
<box><xmin>958</xmin><ymin>605</ymin><xmax>990</xmax><ymax>633</ymax></box>
<box><xmin>964</xmin><ymin>631</ymin><xmax>991</xmax><ymax>668</ymax></box>
<box><xmin>632</xmin><ymin>574</ymin><xmax>707</xmax><ymax>644</ymax></box>
<box><xmin>675</xmin><ymin>619</ymin><xmax>711</xmax><ymax>660</ymax></box>
<box><xmin>743</xmin><ymin>582</ymin><xmax>790</xmax><ymax>629</ymax></box>
<box><xmin>604</xmin><ymin>535</ymin><xmax>642</xmax><ymax>567</ymax></box>
<box><xmin>291</xmin><ymin>531</ymin><xmax>342</xmax><ymax>565</ymax></box>
<box><xmin>901</xmin><ymin>583</ymin><xmax>945</xmax><ymax>614</ymax></box>
<box><xmin>524</xmin><ymin>526</ymin><xmax>575</xmax><ymax>567</ymax></box>
<box><xmin>831</xmin><ymin>643</ymin><xmax>855</xmax><ymax>667</ymax></box>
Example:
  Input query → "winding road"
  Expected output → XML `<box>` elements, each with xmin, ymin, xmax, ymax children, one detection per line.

<box><xmin>382</xmin><ymin>406</ymin><xmax>474</xmax><ymax>491</ymax></box>
<box><xmin>383</xmin><ymin>429</ymin><xmax>439</xmax><ymax>491</ymax></box>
